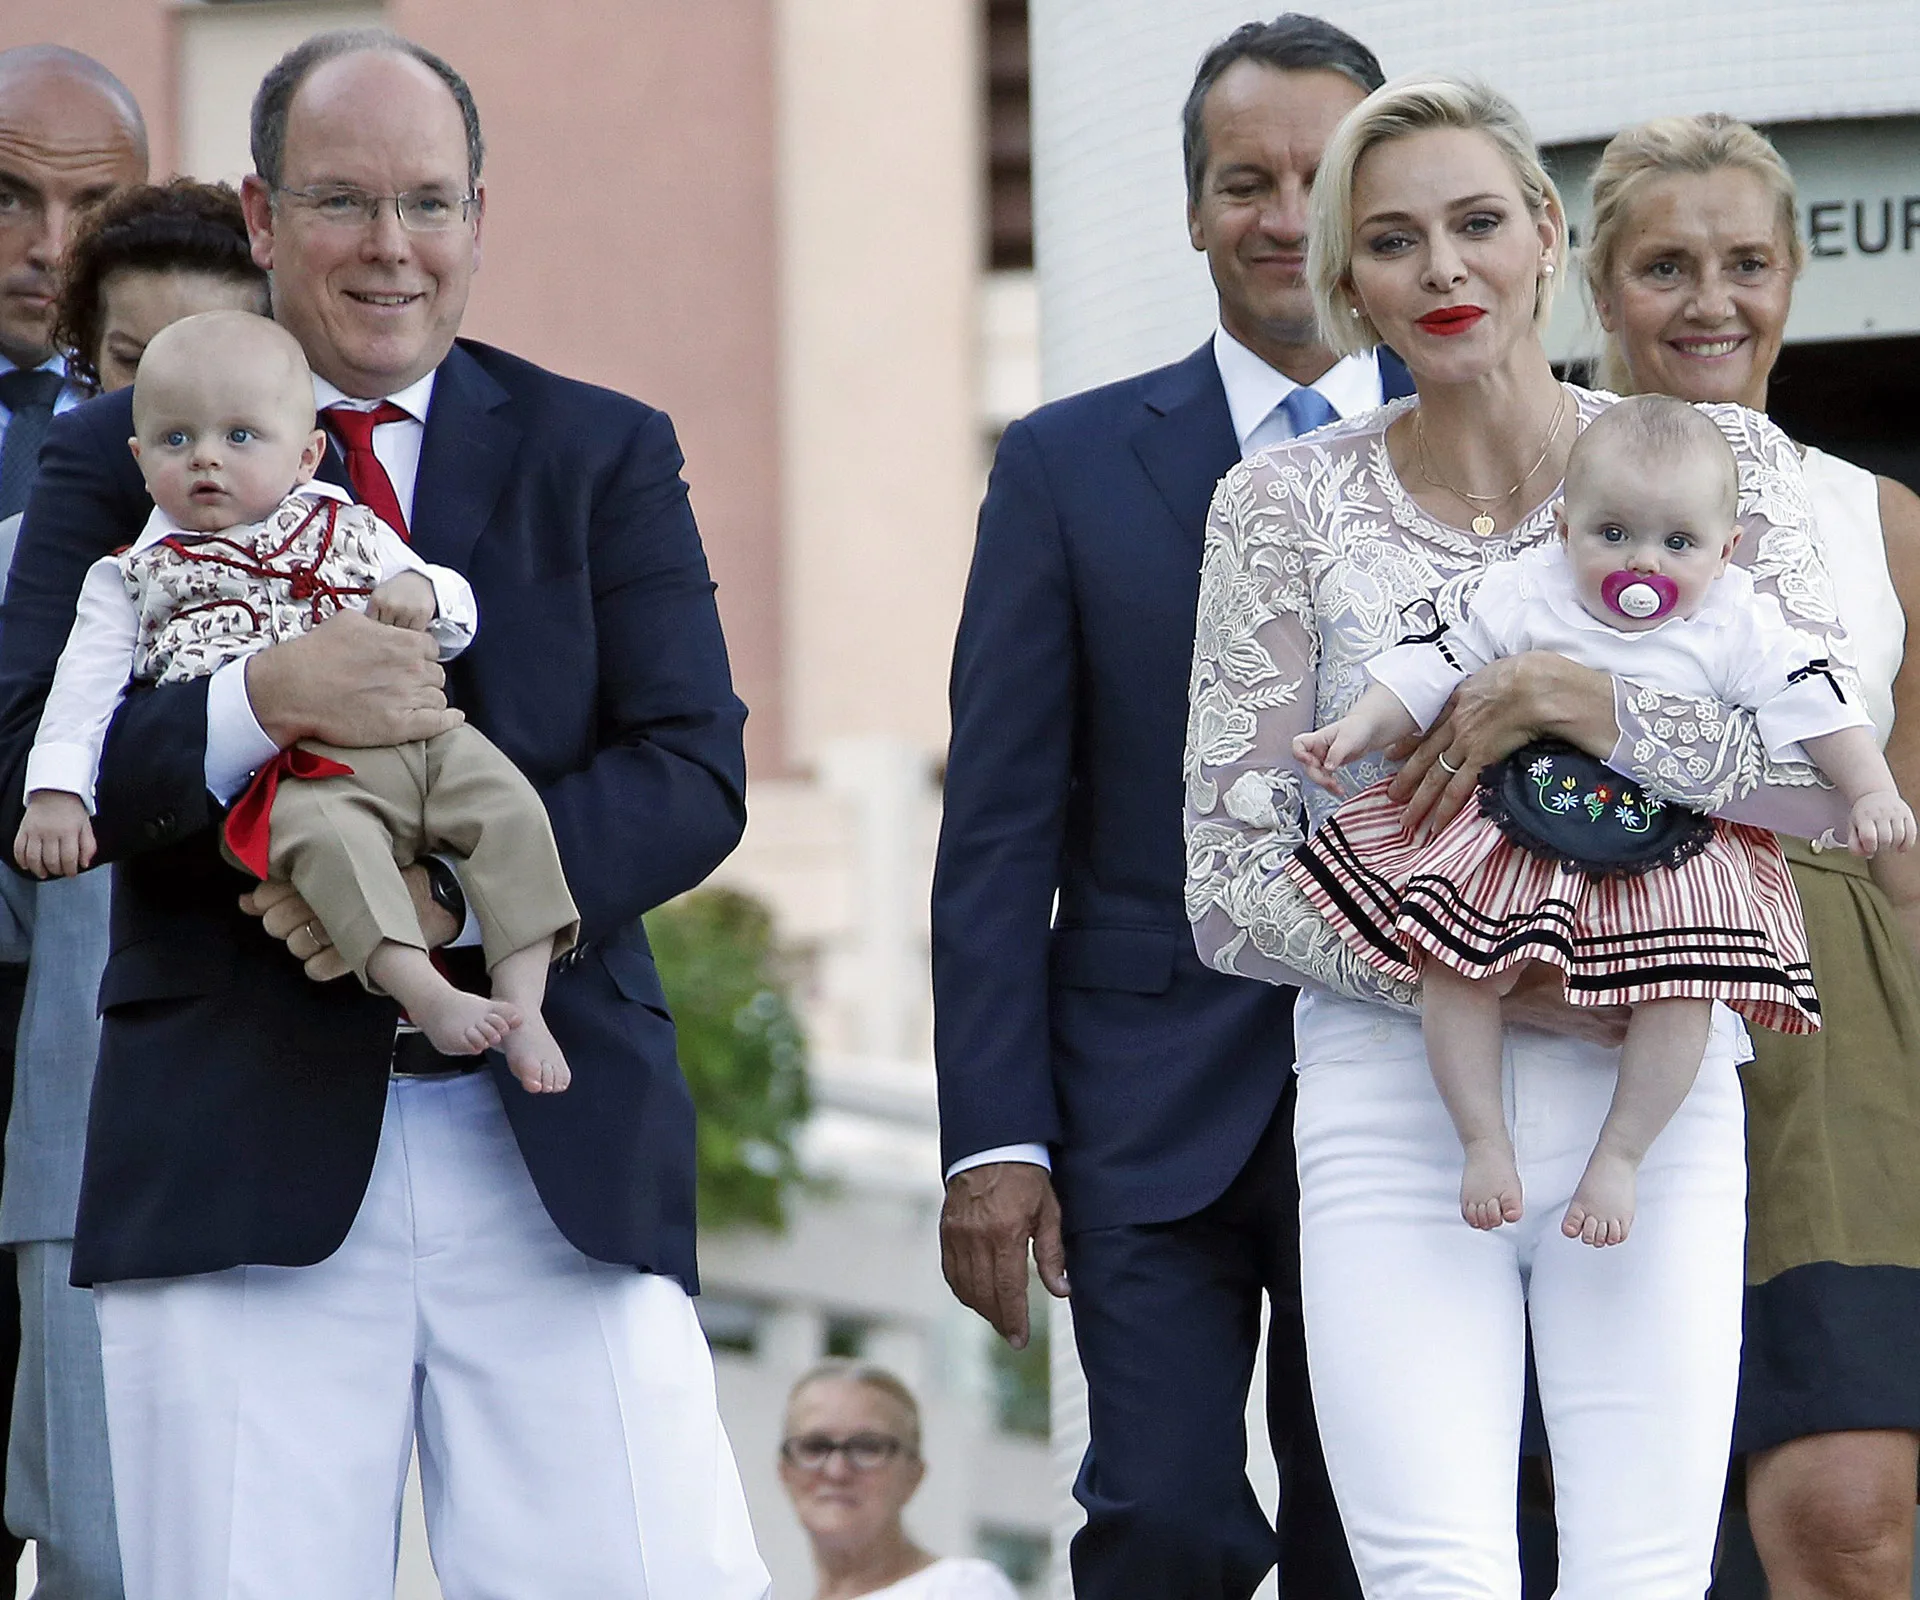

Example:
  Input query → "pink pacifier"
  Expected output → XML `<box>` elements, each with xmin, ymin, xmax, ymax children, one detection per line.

<box><xmin>1601</xmin><ymin>569</ymin><xmax>1679</xmax><ymax>622</ymax></box>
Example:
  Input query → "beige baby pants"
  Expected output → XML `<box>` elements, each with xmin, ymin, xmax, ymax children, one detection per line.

<box><xmin>256</xmin><ymin>727</ymin><xmax>580</xmax><ymax>987</ymax></box>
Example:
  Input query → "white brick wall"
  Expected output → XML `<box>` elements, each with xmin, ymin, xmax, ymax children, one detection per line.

<box><xmin>1032</xmin><ymin>0</ymin><xmax>1920</xmax><ymax>396</ymax></box>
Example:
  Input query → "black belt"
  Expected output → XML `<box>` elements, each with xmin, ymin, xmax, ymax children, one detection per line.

<box><xmin>390</xmin><ymin>1030</ymin><xmax>485</xmax><ymax>1078</ymax></box>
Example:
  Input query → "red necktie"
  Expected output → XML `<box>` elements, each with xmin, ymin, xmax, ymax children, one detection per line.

<box><xmin>322</xmin><ymin>401</ymin><xmax>412</xmax><ymax>540</ymax></box>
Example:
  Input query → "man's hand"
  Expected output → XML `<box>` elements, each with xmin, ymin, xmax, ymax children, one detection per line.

<box><xmin>363</xmin><ymin>571</ymin><xmax>437</xmax><ymax>632</ymax></box>
<box><xmin>244</xmin><ymin>610</ymin><xmax>464</xmax><ymax>751</ymax></box>
<box><xmin>940</xmin><ymin>1161</ymin><xmax>1069</xmax><ymax>1350</ymax></box>
<box><xmin>240</xmin><ymin>863</ymin><xmax>458</xmax><ymax>982</ymax></box>
<box><xmin>1496</xmin><ymin>961</ymin><xmax>1631</xmax><ymax>1048</ymax></box>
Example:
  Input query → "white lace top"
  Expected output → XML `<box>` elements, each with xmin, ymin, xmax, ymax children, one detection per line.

<box><xmin>1183</xmin><ymin>385</ymin><xmax>1857</xmax><ymax>1009</ymax></box>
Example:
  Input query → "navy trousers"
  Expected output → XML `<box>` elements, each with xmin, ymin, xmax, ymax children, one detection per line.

<box><xmin>1065</xmin><ymin>1079</ymin><xmax>1360</xmax><ymax>1600</ymax></box>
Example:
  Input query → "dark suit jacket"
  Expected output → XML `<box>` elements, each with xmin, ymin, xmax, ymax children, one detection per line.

<box><xmin>0</xmin><ymin>339</ymin><xmax>748</xmax><ymax>1288</ymax></box>
<box><xmin>932</xmin><ymin>342</ymin><xmax>1413</xmax><ymax>1231</ymax></box>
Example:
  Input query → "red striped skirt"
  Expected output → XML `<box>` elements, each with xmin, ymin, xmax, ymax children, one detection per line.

<box><xmin>1285</xmin><ymin>779</ymin><xmax>1820</xmax><ymax>1034</ymax></box>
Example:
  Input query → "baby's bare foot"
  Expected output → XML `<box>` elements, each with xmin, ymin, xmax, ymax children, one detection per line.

<box><xmin>1563</xmin><ymin>1149</ymin><xmax>1637</xmax><ymax>1247</ymax></box>
<box><xmin>1461</xmin><ymin>1137</ymin><xmax>1524</xmax><ymax>1230</ymax></box>
<box><xmin>501</xmin><ymin>1006</ymin><xmax>571</xmax><ymax>1094</ymax></box>
<box><xmin>409</xmin><ymin>988</ymin><xmax>522</xmax><ymax>1057</ymax></box>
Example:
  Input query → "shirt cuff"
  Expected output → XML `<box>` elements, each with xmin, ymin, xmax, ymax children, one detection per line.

<box><xmin>204</xmin><ymin>658</ymin><xmax>283</xmax><ymax>807</ymax></box>
<box><xmin>23</xmin><ymin>743</ymin><xmax>100</xmax><ymax>812</ymax></box>
<box><xmin>422</xmin><ymin>567</ymin><xmax>477</xmax><ymax>660</ymax></box>
<box><xmin>945</xmin><ymin>1142</ymin><xmax>1052</xmax><ymax>1182</ymax></box>
<box><xmin>432</xmin><ymin>853</ymin><xmax>484</xmax><ymax>948</ymax></box>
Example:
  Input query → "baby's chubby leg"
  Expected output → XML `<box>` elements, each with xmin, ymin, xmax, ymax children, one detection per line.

<box><xmin>1421</xmin><ymin>961</ymin><xmax>1526</xmax><ymax>1229</ymax></box>
<box><xmin>491</xmin><ymin>941</ymin><xmax>570</xmax><ymax>1094</ymax></box>
<box><xmin>1563</xmin><ymin>997</ymin><xmax>1713</xmax><ymax>1247</ymax></box>
<box><xmin>366</xmin><ymin>941</ymin><xmax>521</xmax><ymax>1055</ymax></box>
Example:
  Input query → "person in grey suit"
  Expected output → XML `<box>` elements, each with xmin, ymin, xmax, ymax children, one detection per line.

<box><xmin>0</xmin><ymin>50</ymin><xmax>157</xmax><ymax>1599</ymax></box>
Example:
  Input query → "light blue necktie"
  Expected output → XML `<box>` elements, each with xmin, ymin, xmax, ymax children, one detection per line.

<box><xmin>1280</xmin><ymin>385</ymin><xmax>1337</xmax><ymax>436</ymax></box>
<box><xmin>1245</xmin><ymin>385</ymin><xmax>1338</xmax><ymax>458</ymax></box>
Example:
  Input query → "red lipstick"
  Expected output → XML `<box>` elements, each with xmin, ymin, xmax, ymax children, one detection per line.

<box><xmin>1415</xmin><ymin>306</ymin><xmax>1485</xmax><ymax>335</ymax></box>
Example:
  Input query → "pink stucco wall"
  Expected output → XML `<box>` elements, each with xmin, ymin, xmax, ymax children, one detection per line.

<box><xmin>396</xmin><ymin>0</ymin><xmax>786</xmax><ymax>773</ymax></box>
<box><xmin>4</xmin><ymin>0</ymin><xmax>785</xmax><ymax>773</ymax></box>
<box><xmin>0</xmin><ymin>0</ymin><xmax>175</xmax><ymax>176</ymax></box>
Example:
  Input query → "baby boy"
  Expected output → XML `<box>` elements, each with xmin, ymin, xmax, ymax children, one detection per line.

<box><xmin>15</xmin><ymin>310</ymin><xmax>580</xmax><ymax>1093</ymax></box>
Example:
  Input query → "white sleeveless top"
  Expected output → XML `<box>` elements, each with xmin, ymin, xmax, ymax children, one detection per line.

<box><xmin>1804</xmin><ymin>446</ymin><xmax>1903</xmax><ymax>744</ymax></box>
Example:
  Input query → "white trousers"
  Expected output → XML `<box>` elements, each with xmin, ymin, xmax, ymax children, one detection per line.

<box><xmin>1292</xmin><ymin>991</ymin><xmax>1747</xmax><ymax>1600</ymax></box>
<box><xmin>95</xmin><ymin>1071</ymin><xmax>770</xmax><ymax>1600</ymax></box>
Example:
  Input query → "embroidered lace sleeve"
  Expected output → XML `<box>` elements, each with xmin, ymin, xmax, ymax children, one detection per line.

<box><xmin>1608</xmin><ymin>404</ymin><xmax>1853</xmax><ymax>838</ymax></box>
<box><xmin>1183</xmin><ymin>446</ymin><xmax>1419</xmax><ymax>1008</ymax></box>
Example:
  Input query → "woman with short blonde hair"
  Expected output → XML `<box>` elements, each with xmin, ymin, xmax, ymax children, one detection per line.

<box><xmin>1586</xmin><ymin>109</ymin><xmax>1920</xmax><ymax>1600</ymax></box>
<box><xmin>778</xmin><ymin>1362</ymin><xmax>1017</xmax><ymax>1600</ymax></box>
<box><xmin>1308</xmin><ymin>74</ymin><xmax>1567</xmax><ymax>355</ymax></box>
<box><xmin>1185</xmin><ymin>72</ymin><xmax>1854</xmax><ymax>1595</ymax></box>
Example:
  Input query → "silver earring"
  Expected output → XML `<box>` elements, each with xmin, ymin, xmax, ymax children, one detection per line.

<box><xmin>1542</xmin><ymin>261</ymin><xmax>1556</xmax><ymax>277</ymax></box>
<box><xmin>1348</xmin><ymin>306</ymin><xmax>1362</xmax><ymax>319</ymax></box>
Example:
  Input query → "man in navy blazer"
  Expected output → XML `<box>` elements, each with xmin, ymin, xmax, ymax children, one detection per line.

<box><xmin>0</xmin><ymin>30</ymin><xmax>768</xmax><ymax>1598</ymax></box>
<box><xmin>933</xmin><ymin>19</ymin><xmax>1409</xmax><ymax>1599</ymax></box>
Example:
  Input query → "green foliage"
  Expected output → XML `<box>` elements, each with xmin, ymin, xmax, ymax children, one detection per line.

<box><xmin>643</xmin><ymin>887</ymin><xmax>811</xmax><ymax>1233</ymax></box>
<box><xmin>987</xmin><ymin>1280</ymin><xmax>1051</xmax><ymax>1439</ymax></box>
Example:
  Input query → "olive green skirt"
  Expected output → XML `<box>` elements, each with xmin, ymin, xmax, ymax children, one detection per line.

<box><xmin>1736</xmin><ymin>835</ymin><xmax>1920</xmax><ymax>1451</ymax></box>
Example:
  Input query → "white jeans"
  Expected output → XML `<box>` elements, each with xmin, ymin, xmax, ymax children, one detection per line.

<box><xmin>96</xmin><ymin>1071</ymin><xmax>770</xmax><ymax>1600</ymax></box>
<box><xmin>1293</xmin><ymin>991</ymin><xmax>1747</xmax><ymax>1600</ymax></box>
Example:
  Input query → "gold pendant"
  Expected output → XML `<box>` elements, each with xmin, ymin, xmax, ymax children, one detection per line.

<box><xmin>1471</xmin><ymin>513</ymin><xmax>1495</xmax><ymax>537</ymax></box>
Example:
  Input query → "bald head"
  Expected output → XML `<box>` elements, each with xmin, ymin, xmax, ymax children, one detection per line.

<box><xmin>0</xmin><ymin>45</ymin><xmax>147</xmax><ymax>365</ymax></box>
<box><xmin>134</xmin><ymin>310</ymin><xmax>312</xmax><ymax>429</ymax></box>
<box><xmin>130</xmin><ymin>311</ymin><xmax>326</xmax><ymax>532</ymax></box>
<box><xmin>0</xmin><ymin>47</ymin><xmax>147</xmax><ymax>167</ymax></box>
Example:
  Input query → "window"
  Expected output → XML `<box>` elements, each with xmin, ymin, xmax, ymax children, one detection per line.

<box><xmin>824</xmin><ymin>1314</ymin><xmax>873</xmax><ymax>1359</ymax></box>
<box><xmin>984</xmin><ymin>0</ymin><xmax>1032</xmax><ymax>269</ymax></box>
<box><xmin>986</xmin><ymin>1290</ymin><xmax>1048</xmax><ymax>1438</ymax></box>
<box><xmin>695</xmin><ymin>1296</ymin><xmax>767</xmax><ymax>1357</ymax></box>
<box><xmin>976</xmin><ymin>1524</ymin><xmax>1048</xmax><ymax>1588</ymax></box>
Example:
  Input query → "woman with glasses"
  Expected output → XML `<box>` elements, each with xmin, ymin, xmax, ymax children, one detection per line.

<box><xmin>779</xmin><ymin>1361</ymin><xmax>1019</xmax><ymax>1599</ymax></box>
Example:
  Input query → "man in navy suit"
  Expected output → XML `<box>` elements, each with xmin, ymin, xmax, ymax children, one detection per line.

<box><xmin>933</xmin><ymin>18</ymin><xmax>1409</xmax><ymax>1599</ymax></box>
<box><xmin>0</xmin><ymin>30</ymin><xmax>768</xmax><ymax>1598</ymax></box>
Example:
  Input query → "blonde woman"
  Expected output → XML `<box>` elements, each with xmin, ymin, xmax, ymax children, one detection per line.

<box><xmin>1587</xmin><ymin>112</ymin><xmax>1920</xmax><ymax>1600</ymax></box>
<box><xmin>778</xmin><ymin>1362</ymin><xmax>1019</xmax><ymax>1600</ymax></box>
<box><xmin>1183</xmin><ymin>74</ymin><xmax>1854</xmax><ymax>1596</ymax></box>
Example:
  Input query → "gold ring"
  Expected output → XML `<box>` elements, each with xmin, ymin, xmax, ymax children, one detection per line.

<box><xmin>1437</xmin><ymin>752</ymin><xmax>1462</xmax><ymax>775</ymax></box>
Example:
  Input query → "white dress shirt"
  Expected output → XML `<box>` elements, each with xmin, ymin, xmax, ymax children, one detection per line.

<box><xmin>946</xmin><ymin>333</ymin><xmax>1390</xmax><ymax>1184</ymax></box>
<box><xmin>1212</xmin><ymin>324</ymin><xmax>1384</xmax><ymax>457</ymax></box>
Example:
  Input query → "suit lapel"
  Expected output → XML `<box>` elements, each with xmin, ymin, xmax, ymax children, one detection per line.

<box><xmin>1130</xmin><ymin>343</ymin><xmax>1240</xmax><ymax>547</ymax></box>
<box><xmin>1379</xmin><ymin>346</ymin><xmax>1417</xmax><ymax>402</ymax></box>
<box><xmin>315</xmin><ymin>447</ymin><xmax>352</xmax><ymax>496</ymax></box>
<box><xmin>409</xmin><ymin>342</ymin><xmax>519</xmax><ymax>573</ymax></box>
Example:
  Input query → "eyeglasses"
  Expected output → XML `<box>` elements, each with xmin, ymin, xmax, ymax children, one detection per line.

<box><xmin>273</xmin><ymin>185</ymin><xmax>478</xmax><ymax>233</ymax></box>
<box><xmin>779</xmin><ymin>1432</ymin><xmax>907</xmax><ymax>1473</ymax></box>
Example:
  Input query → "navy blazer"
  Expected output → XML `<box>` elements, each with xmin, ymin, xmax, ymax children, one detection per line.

<box><xmin>932</xmin><ymin>342</ymin><xmax>1413</xmax><ymax>1231</ymax></box>
<box><xmin>0</xmin><ymin>340</ymin><xmax>747</xmax><ymax>1288</ymax></box>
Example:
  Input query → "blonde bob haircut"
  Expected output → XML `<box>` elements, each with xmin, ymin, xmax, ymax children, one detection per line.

<box><xmin>1308</xmin><ymin>73</ymin><xmax>1568</xmax><ymax>359</ymax></box>
<box><xmin>785</xmin><ymin>1359</ymin><xmax>924</xmax><ymax>1456</ymax></box>
<box><xmin>1583</xmin><ymin>113</ymin><xmax>1804</xmax><ymax>394</ymax></box>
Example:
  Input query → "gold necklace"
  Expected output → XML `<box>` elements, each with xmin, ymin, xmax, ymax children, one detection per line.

<box><xmin>1415</xmin><ymin>385</ymin><xmax>1570</xmax><ymax>538</ymax></box>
